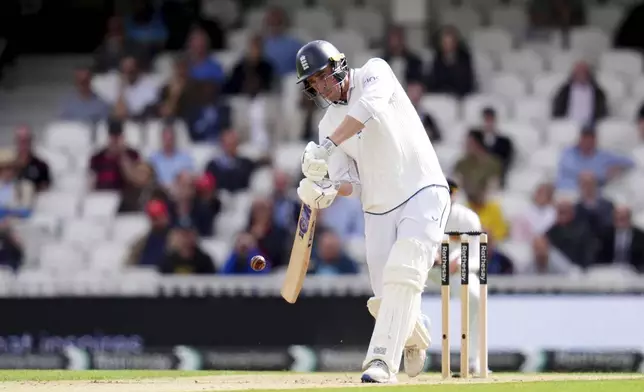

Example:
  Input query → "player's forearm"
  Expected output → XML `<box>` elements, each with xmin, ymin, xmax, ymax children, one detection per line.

<box><xmin>327</xmin><ymin>115</ymin><xmax>365</xmax><ymax>146</ymax></box>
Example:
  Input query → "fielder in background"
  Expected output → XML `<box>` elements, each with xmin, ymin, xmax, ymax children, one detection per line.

<box><xmin>427</xmin><ymin>178</ymin><xmax>486</xmax><ymax>375</ymax></box>
<box><xmin>293</xmin><ymin>40</ymin><xmax>450</xmax><ymax>383</ymax></box>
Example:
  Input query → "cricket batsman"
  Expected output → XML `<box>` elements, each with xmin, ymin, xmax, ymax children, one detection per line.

<box><xmin>293</xmin><ymin>40</ymin><xmax>450</xmax><ymax>383</ymax></box>
<box><xmin>427</xmin><ymin>178</ymin><xmax>487</xmax><ymax>375</ymax></box>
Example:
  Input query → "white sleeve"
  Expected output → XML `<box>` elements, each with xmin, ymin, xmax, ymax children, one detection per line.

<box><xmin>347</xmin><ymin>58</ymin><xmax>396</xmax><ymax>124</ymax></box>
<box><xmin>319</xmin><ymin>118</ymin><xmax>361</xmax><ymax>196</ymax></box>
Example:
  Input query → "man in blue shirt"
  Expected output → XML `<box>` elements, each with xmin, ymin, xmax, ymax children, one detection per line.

<box><xmin>556</xmin><ymin>126</ymin><xmax>634</xmax><ymax>191</ymax></box>
<box><xmin>262</xmin><ymin>7</ymin><xmax>303</xmax><ymax>76</ymax></box>
<box><xmin>149</xmin><ymin>124</ymin><xmax>194</xmax><ymax>188</ymax></box>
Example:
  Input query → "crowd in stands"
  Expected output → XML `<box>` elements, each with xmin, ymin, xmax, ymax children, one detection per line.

<box><xmin>0</xmin><ymin>0</ymin><xmax>643</xmax><ymax>283</ymax></box>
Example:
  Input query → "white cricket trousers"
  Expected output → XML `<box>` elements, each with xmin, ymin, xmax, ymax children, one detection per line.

<box><xmin>364</xmin><ymin>185</ymin><xmax>451</xmax><ymax>297</ymax></box>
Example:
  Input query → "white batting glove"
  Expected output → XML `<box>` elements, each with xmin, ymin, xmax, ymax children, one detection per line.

<box><xmin>301</xmin><ymin>138</ymin><xmax>336</xmax><ymax>181</ymax></box>
<box><xmin>296</xmin><ymin>178</ymin><xmax>339</xmax><ymax>209</ymax></box>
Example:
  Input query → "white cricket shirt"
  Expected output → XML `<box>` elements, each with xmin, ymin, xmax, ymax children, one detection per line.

<box><xmin>319</xmin><ymin>58</ymin><xmax>448</xmax><ymax>214</ymax></box>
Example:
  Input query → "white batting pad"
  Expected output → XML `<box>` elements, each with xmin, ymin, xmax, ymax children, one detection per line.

<box><xmin>363</xmin><ymin>238</ymin><xmax>430</xmax><ymax>373</ymax></box>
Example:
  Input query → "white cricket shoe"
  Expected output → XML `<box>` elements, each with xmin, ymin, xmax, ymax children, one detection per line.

<box><xmin>361</xmin><ymin>360</ymin><xmax>397</xmax><ymax>383</ymax></box>
<box><xmin>403</xmin><ymin>315</ymin><xmax>431</xmax><ymax>378</ymax></box>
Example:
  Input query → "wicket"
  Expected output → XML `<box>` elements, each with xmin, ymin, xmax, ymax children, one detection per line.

<box><xmin>440</xmin><ymin>231</ymin><xmax>488</xmax><ymax>379</ymax></box>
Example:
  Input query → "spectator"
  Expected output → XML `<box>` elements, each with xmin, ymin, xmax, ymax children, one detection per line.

<box><xmin>186</xmin><ymin>82</ymin><xmax>232</xmax><ymax>143</ymax></box>
<box><xmin>318</xmin><ymin>195</ymin><xmax>365</xmax><ymax>242</ymax></box>
<box><xmin>118</xmin><ymin>161</ymin><xmax>167</xmax><ymax>213</ymax></box>
<box><xmin>0</xmin><ymin>149</ymin><xmax>34</xmax><ymax>216</ymax></box>
<box><xmin>311</xmin><ymin>231</ymin><xmax>359</xmax><ymax>275</ymax></box>
<box><xmin>262</xmin><ymin>7</ymin><xmax>302</xmax><ymax>76</ymax></box>
<box><xmin>127</xmin><ymin>199</ymin><xmax>172</xmax><ymax>267</ymax></box>
<box><xmin>552</xmin><ymin>61</ymin><xmax>607</xmax><ymax>126</ymax></box>
<box><xmin>485</xmin><ymin>233</ymin><xmax>514</xmax><ymax>275</ymax></box>
<box><xmin>556</xmin><ymin>126</ymin><xmax>634</xmax><ymax>191</ymax></box>
<box><xmin>528</xmin><ymin>0</ymin><xmax>585</xmax><ymax>34</ymax></box>
<box><xmin>614</xmin><ymin>2</ymin><xmax>644</xmax><ymax>55</ymax></box>
<box><xmin>225</xmin><ymin>34</ymin><xmax>275</xmax><ymax>96</ymax></box>
<box><xmin>453</xmin><ymin>130</ymin><xmax>502</xmax><ymax>198</ymax></box>
<box><xmin>381</xmin><ymin>25</ymin><xmax>423</xmax><ymax>85</ymax></box>
<box><xmin>160</xmin><ymin>221</ymin><xmax>215</xmax><ymax>274</ymax></box>
<box><xmin>575</xmin><ymin>171</ymin><xmax>614</xmax><ymax>235</ymax></box>
<box><xmin>221</xmin><ymin>233</ymin><xmax>270</xmax><ymax>274</ymax></box>
<box><xmin>123</xmin><ymin>0</ymin><xmax>168</xmax><ymax>56</ymax></box>
<box><xmin>246</xmin><ymin>197</ymin><xmax>288</xmax><ymax>268</ymax></box>
<box><xmin>60</xmin><ymin>67</ymin><xmax>110</xmax><ymax>123</ymax></box>
<box><xmin>407</xmin><ymin>82</ymin><xmax>442</xmax><ymax>143</ymax></box>
<box><xmin>93</xmin><ymin>16</ymin><xmax>151</xmax><ymax>73</ymax></box>
<box><xmin>466</xmin><ymin>190</ymin><xmax>509</xmax><ymax>242</ymax></box>
<box><xmin>596</xmin><ymin>205</ymin><xmax>644</xmax><ymax>273</ymax></box>
<box><xmin>111</xmin><ymin>56</ymin><xmax>160</xmax><ymax>120</ymax></box>
<box><xmin>186</xmin><ymin>27</ymin><xmax>225</xmax><ymax>84</ymax></box>
<box><xmin>14</xmin><ymin>126</ymin><xmax>51</xmax><ymax>191</ymax></box>
<box><xmin>426</xmin><ymin>26</ymin><xmax>476</xmax><ymax>98</ymax></box>
<box><xmin>191</xmin><ymin>173</ymin><xmax>222</xmax><ymax>237</ymax></box>
<box><xmin>157</xmin><ymin>56</ymin><xmax>200</xmax><ymax>120</ymax></box>
<box><xmin>523</xmin><ymin>235</ymin><xmax>581</xmax><ymax>275</ymax></box>
<box><xmin>271</xmin><ymin>170</ymin><xmax>300</xmax><ymax>231</ymax></box>
<box><xmin>89</xmin><ymin>120</ymin><xmax>140</xmax><ymax>191</ymax></box>
<box><xmin>0</xmin><ymin>219</ymin><xmax>23</xmax><ymax>272</ymax></box>
<box><xmin>168</xmin><ymin>172</ymin><xmax>221</xmax><ymax>237</ymax></box>
<box><xmin>205</xmin><ymin>129</ymin><xmax>256</xmax><ymax>193</ymax></box>
<box><xmin>149</xmin><ymin>124</ymin><xmax>194</xmax><ymax>188</ymax></box>
<box><xmin>512</xmin><ymin>182</ymin><xmax>556</xmax><ymax>241</ymax></box>
<box><xmin>546</xmin><ymin>198</ymin><xmax>598</xmax><ymax>268</ymax></box>
<box><xmin>470</xmin><ymin>107</ymin><xmax>514</xmax><ymax>187</ymax></box>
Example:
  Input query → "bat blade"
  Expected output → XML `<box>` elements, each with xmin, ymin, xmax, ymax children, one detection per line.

<box><xmin>281</xmin><ymin>203</ymin><xmax>318</xmax><ymax>304</ymax></box>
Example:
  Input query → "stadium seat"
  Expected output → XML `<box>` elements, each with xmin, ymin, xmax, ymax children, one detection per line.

<box><xmin>420</xmin><ymin>94</ymin><xmax>460</xmax><ymax>125</ymax></box>
<box><xmin>488</xmin><ymin>74</ymin><xmax>529</xmax><ymax>99</ymax></box>
<box><xmin>596</xmin><ymin>72</ymin><xmax>627</xmax><ymax>104</ymax></box>
<box><xmin>201</xmin><ymin>238</ymin><xmax>232</xmax><ymax>269</ymax></box>
<box><xmin>529</xmin><ymin>146</ymin><xmax>563</xmax><ymax>173</ymax></box>
<box><xmin>496</xmin><ymin>121</ymin><xmax>542</xmax><ymax>160</ymax></box>
<box><xmin>82</xmin><ymin>191</ymin><xmax>121</xmax><ymax>219</ymax></box>
<box><xmin>345</xmin><ymin>237</ymin><xmax>366</xmax><ymax>264</ymax></box>
<box><xmin>294</xmin><ymin>8</ymin><xmax>335</xmax><ymax>39</ymax></box>
<box><xmin>112</xmin><ymin>214</ymin><xmax>150</xmax><ymax>244</ymax></box>
<box><xmin>513</xmin><ymin>97</ymin><xmax>550</xmax><ymax>123</ymax></box>
<box><xmin>546</xmin><ymin>120</ymin><xmax>580</xmax><ymax>148</ymax></box>
<box><xmin>342</xmin><ymin>7</ymin><xmax>385</xmax><ymax>45</ymax></box>
<box><xmin>62</xmin><ymin>218</ymin><xmax>110</xmax><ymax>248</ymax></box>
<box><xmin>89</xmin><ymin>242</ymin><xmax>129</xmax><ymax>271</ymax></box>
<box><xmin>490</xmin><ymin>6</ymin><xmax>528</xmax><ymax>40</ymax></box>
<box><xmin>190</xmin><ymin>143</ymin><xmax>220</xmax><ymax>172</ymax></box>
<box><xmin>212</xmin><ymin>50</ymin><xmax>241</xmax><ymax>74</ymax></box>
<box><xmin>249</xmin><ymin>167</ymin><xmax>275</xmax><ymax>196</ymax></box>
<box><xmin>506</xmin><ymin>168</ymin><xmax>552</xmax><ymax>195</ymax></box>
<box><xmin>589</xmin><ymin>6</ymin><xmax>625</xmax><ymax>35</ymax></box>
<box><xmin>596</xmin><ymin>119</ymin><xmax>638</xmax><ymax>153</ymax></box>
<box><xmin>34</xmin><ymin>191</ymin><xmax>81</xmax><ymax>219</ymax></box>
<box><xmin>532</xmin><ymin>73</ymin><xmax>567</xmax><ymax>99</ymax></box>
<box><xmin>38</xmin><ymin>243</ymin><xmax>86</xmax><ymax>271</ymax></box>
<box><xmin>497</xmin><ymin>240</ymin><xmax>533</xmax><ymax>273</ymax></box>
<box><xmin>500</xmin><ymin>50</ymin><xmax>545</xmax><ymax>77</ymax></box>
<box><xmin>43</xmin><ymin>121</ymin><xmax>92</xmax><ymax>153</ymax></box>
<box><xmin>498</xmin><ymin>192</ymin><xmax>532</xmax><ymax>221</ymax></box>
<box><xmin>599</xmin><ymin>50</ymin><xmax>643</xmax><ymax>78</ymax></box>
<box><xmin>547</xmin><ymin>50</ymin><xmax>585</xmax><ymax>73</ymax></box>
<box><xmin>146</xmin><ymin>119</ymin><xmax>191</xmax><ymax>150</ymax></box>
<box><xmin>442</xmin><ymin>6</ymin><xmax>482</xmax><ymax>39</ymax></box>
<box><xmin>274</xmin><ymin>142</ymin><xmax>306</xmax><ymax>177</ymax></box>
<box><xmin>469</xmin><ymin>28</ymin><xmax>513</xmax><ymax>55</ymax></box>
<box><xmin>326</xmin><ymin>29</ymin><xmax>367</xmax><ymax>57</ymax></box>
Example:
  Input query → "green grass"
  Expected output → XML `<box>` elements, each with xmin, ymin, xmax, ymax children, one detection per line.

<box><xmin>0</xmin><ymin>370</ymin><xmax>238</xmax><ymax>382</ymax></box>
<box><xmin>0</xmin><ymin>370</ymin><xmax>641</xmax><ymax>392</ymax></box>
<box><xmin>243</xmin><ymin>380</ymin><xmax>644</xmax><ymax>392</ymax></box>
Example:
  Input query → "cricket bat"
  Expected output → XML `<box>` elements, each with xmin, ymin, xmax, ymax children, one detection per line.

<box><xmin>281</xmin><ymin>203</ymin><xmax>318</xmax><ymax>304</ymax></box>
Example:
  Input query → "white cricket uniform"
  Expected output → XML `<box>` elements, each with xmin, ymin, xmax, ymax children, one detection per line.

<box><xmin>428</xmin><ymin>202</ymin><xmax>483</xmax><ymax>368</ymax></box>
<box><xmin>317</xmin><ymin>57</ymin><xmax>450</xmax><ymax>373</ymax></box>
<box><xmin>318</xmin><ymin>58</ymin><xmax>450</xmax><ymax>295</ymax></box>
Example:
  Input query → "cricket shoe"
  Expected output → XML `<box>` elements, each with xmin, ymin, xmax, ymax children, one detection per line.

<box><xmin>361</xmin><ymin>360</ymin><xmax>397</xmax><ymax>383</ymax></box>
<box><xmin>403</xmin><ymin>314</ymin><xmax>431</xmax><ymax>378</ymax></box>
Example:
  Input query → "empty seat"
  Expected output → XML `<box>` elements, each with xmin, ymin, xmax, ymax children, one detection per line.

<box><xmin>201</xmin><ymin>238</ymin><xmax>232</xmax><ymax>269</ymax></box>
<box><xmin>112</xmin><ymin>214</ymin><xmax>150</xmax><ymax>244</ymax></box>
<box><xmin>34</xmin><ymin>191</ymin><xmax>80</xmax><ymax>219</ymax></box>
<box><xmin>498</xmin><ymin>240</ymin><xmax>533</xmax><ymax>273</ymax></box>
<box><xmin>500</xmin><ymin>50</ymin><xmax>545</xmax><ymax>76</ymax></box>
<box><xmin>506</xmin><ymin>168</ymin><xmax>551</xmax><ymax>194</ymax></box>
<box><xmin>214</xmin><ymin>210</ymin><xmax>248</xmax><ymax>240</ymax></box>
<box><xmin>596</xmin><ymin>72</ymin><xmax>627</xmax><ymax>104</ymax></box>
<box><xmin>631</xmin><ymin>145</ymin><xmax>644</xmax><ymax>168</ymax></box>
<box><xmin>420</xmin><ymin>94</ymin><xmax>460</xmax><ymax>125</ymax></box>
<box><xmin>442</xmin><ymin>7</ymin><xmax>482</xmax><ymax>39</ymax></box>
<box><xmin>498</xmin><ymin>192</ymin><xmax>531</xmax><ymax>221</ymax></box>
<box><xmin>532</xmin><ymin>73</ymin><xmax>566</xmax><ymax>98</ymax></box>
<box><xmin>599</xmin><ymin>50</ymin><xmax>643</xmax><ymax>77</ymax></box>
<box><xmin>62</xmin><ymin>219</ymin><xmax>110</xmax><ymax>247</ymax></box>
<box><xmin>342</xmin><ymin>7</ymin><xmax>385</xmax><ymax>44</ymax></box>
<box><xmin>274</xmin><ymin>142</ymin><xmax>306</xmax><ymax>177</ymax></box>
<box><xmin>490</xmin><ymin>6</ymin><xmax>528</xmax><ymax>40</ymax></box>
<box><xmin>249</xmin><ymin>167</ymin><xmax>275</xmax><ymax>196</ymax></box>
<box><xmin>469</xmin><ymin>28</ymin><xmax>513</xmax><ymax>55</ymax></box>
<box><xmin>39</xmin><ymin>243</ymin><xmax>86</xmax><ymax>271</ymax></box>
<box><xmin>497</xmin><ymin>121</ymin><xmax>542</xmax><ymax>159</ymax></box>
<box><xmin>43</xmin><ymin>121</ymin><xmax>92</xmax><ymax>153</ymax></box>
<box><xmin>89</xmin><ymin>242</ymin><xmax>129</xmax><ymax>271</ymax></box>
<box><xmin>513</xmin><ymin>97</ymin><xmax>549</xmax><ymax>123</ymax></box>
<box><xmin>546</xmin><ymin>120</ymin><xmax>580</xmax><ymax>148</ymax></box>
<box><xmin>82</xmin><ymin>191</ymin><xmax>121</xmax><ymax>219</ymax></box>
<box><xmin>589</xmin><ymin>6</ymin><xmax>625</xmax><ymax>35</ymax></box>
<box><xmin>596</xmin><ymin>119</ymin><xmax>639</xmax><ymax>153</ymax></box>
<box><xmin>568</xmin><ymin>27</ymin><xmax>610</xmax><ymax>60</ymax></box>
<box><xmin>294</xmin><ymin>8</ymin><xmax>335</xmax><ymax>39</ymax></box>
<box><xmin>146</xmin><ymin>119</ymin><xmax>190</xmax><ymax>149</ymax></box>
<box><xmin>488</xmin><ymin>74</ymin><xmax>528</xmax><ymax>99</ymax></box>
<box><xmin>528</xmin><ymin>146</ymin><xmax>563</xmax><ymax>173</ymax></box>
<box><xmin>325</xmin><ymin>29</ymin><xmax>367</xmax><ymax>55</ymax></box>
<box><xmin>548</xmin><ymin>50</ymin><xmax>584</xmax><ymax>73</ymax></box>
<box><xmin>345</xmin><ymin>237</ymin><xmax>366</xmax><ymax>264</ymax></box>
<box><xmin>190</xmin><ymin>143</ymin><xmax>219</xmax><ymax>172</ymax></box>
